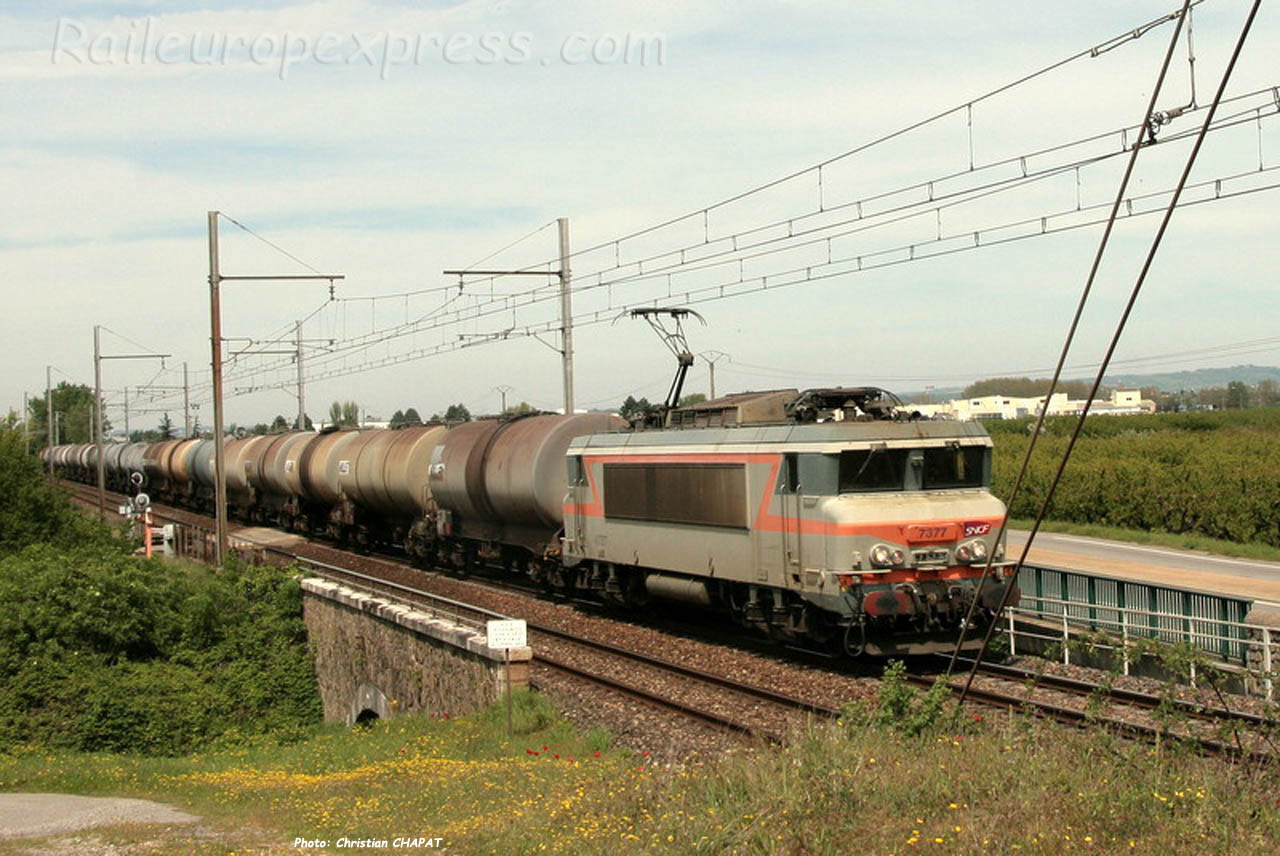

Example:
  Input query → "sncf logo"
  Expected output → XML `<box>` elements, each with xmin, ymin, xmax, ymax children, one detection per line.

<box><xmin>963</xmin><ymin>521</ymin><xmax>992</xmax><ymax>537</ymax></box>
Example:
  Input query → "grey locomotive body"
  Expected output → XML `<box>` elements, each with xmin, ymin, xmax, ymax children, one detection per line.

<box><xmin>562</xmin><ymin>405</ymin><xmax>1017</xmax><ymax>655</ymax></box>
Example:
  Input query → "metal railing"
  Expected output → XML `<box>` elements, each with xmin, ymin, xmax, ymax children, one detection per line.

<box><xmin>1016</xmin><ymin>564</ymin><xmax>1256</xmax><ymax>659</ymax></box>
<box><xmin>1009</xmin><ymin>583</ymin><xmax>1275</xmax><ymax>702</ymax></box>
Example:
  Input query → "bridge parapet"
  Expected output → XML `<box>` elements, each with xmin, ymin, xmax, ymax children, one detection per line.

<box><xmin>301</xmin><ymin>578</ymin><xmax>532</xmax><ymax>725</ymax></box>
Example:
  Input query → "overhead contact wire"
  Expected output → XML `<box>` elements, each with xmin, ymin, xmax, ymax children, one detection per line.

<box><xmin>945</xmin><ymin>0</ymin><xmax>1194</xmax><ymax>679</ymax></box>
<box><xmin>957</xmin><ymin>0</ymin><xmax>1262</xmax><ymax>703</ymax></box>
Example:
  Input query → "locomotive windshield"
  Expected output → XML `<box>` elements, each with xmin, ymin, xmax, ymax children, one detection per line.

<box><xmin>921</xmin><ymin>445</ymin><xmax>987</xmax><ymax>489</ymax></box>
<box><xmin>835</xmin><ymin>444</ymin><xmax>990</xmax><ymax>493</ymax></box>
<box><xmin>838</xmin><ymin>448</ymin><xmax>909</xmax><ymax>492</ymax></box>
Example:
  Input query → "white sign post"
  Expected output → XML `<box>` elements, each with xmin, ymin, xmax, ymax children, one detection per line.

<box><xmin>487</xmin><ymin>620</ymin><xmax>527</xmax><ymax>739</ymax></box>
<box><xmin>486</xmin><ymin>619</ymin><xmax>527</xmax><ymax>649</ymax></box>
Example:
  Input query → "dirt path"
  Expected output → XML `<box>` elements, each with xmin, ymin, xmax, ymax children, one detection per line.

<box><xmin>0</xmin><ymin>793</ymin><xmax>198</xmax><ymax>842</ymax></box>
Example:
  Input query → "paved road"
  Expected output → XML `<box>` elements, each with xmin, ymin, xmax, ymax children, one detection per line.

<box><xmin>1008</xmin><ymin>530</ymin><xmax>1280</xmax><ymax>581</ymax></box>
<box><xmin>1006</xmin><ymin>529</ymin><xmax>1280</xmax><ymax>604</ymax></box>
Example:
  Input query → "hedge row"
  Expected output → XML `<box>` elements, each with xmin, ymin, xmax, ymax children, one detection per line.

<box><xmin>991</xmin><ymin>416</ymin><xmax>1280</xmax><ymax>547</ymax></box>
<box><xmin>0</xmin><ymin>430</ymin><xmax>321</xmax><ymax>756</ymax></box>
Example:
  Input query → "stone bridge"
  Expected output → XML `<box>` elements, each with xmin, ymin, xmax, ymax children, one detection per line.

<box><xmin>301</xmin><ymin>578</ymin><xmax>532</xmax><ymax>725</ymax></box>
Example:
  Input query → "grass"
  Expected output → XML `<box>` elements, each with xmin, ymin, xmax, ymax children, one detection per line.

<box><xmin>2</xmin><ymin>689</ymin><xmax>1278</xmax><ymax>855</ymax></box>
<box><xmin>1007</xmin><ymin>518</ymin><xmax>1280</xmax><ymax>564</ymax></box>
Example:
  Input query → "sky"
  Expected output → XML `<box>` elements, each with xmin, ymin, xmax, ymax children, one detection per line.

<box><xmin>2</xmin><ymin>0</ymin><xmax>1278</xmax><ymax>431</ymax></box>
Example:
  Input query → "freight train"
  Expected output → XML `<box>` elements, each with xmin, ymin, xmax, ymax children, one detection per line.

<box><xmin>44</xmin><ymin>387</ymin><xmax>1019</xmax><ymax>656</ymax></box>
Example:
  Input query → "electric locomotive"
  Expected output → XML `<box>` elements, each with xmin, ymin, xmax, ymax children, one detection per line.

<box><xmin>562</xmin><ymin>388</ymin><xmax>1018</xmax><ymax>655</ymax></box>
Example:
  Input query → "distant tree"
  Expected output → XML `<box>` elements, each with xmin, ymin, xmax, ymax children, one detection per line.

<box><xmin>502</xmin><ymin>401</ymin><xmax>536</xmax><ymax>417</ymax></box>
<box><xmin>1255</xmin><ymin>378</ymin><xmax>1280</xmax><ymax>407</ymax></box>
<box><xmin>1226</xmin><ymin>381</ymin><xmax>1251</xmax><ymax>409</ymax></box>
<box><xmin>678</xmin><ymin>393</ymin><xmax>707</xmax><ymax>408</ymax></box>
<box><xmin>403</xmin><ymin>407</ymin><xmax>422</xmax><ymax>424</ymax></box>
<box><xmin>158</xmin><ymin>413</ymin><xmax>175</xmax><ymax>440</ymax></box>
<box><xmin>443</xmin><ymin>403</ymin><xmax>471</xmax><ymax>422</ymax></box>
<box><xmin>270</xmin><ymin>414</ymin><xmax>290</xmax><ymax>433</ymax></box>
<box><xmin>960</xmin><ymin>377</ymin><xmax>1100</xmax><ymax>400</ymax></box>
<box><xmin>1197</xmin><ymin>386</ymin><xmax>1228</xmax><ymax>409</ymax></box>
<box><xmin>328</xmin><ymin>401</ymin><xmax>360</xmax><ymax>427</ymax></box>
<box><xmin>1140</xmin><ymin>386</ymin><xmax>1184</xmax><ymax>412</ymax></box>
<box><xmin>389</xmin><ymin>409</ymin><xmax>405</xmax><ymax>427</ymax></box>
<box><xmin>619</xmin><ymin>396</ymin><xmax>652</xmax><ymax>421</ymax></box>
<box><xmin>26</xmin><ymin>382</ymin><xmax>109</xmax><ymax>446</ymax></box>
<box><xmin>251</xmin><ymin>423</ymin><xmax>271</xmax><ymax>435</ymax></box>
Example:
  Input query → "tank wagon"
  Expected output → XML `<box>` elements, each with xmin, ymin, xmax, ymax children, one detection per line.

<box><xmin>47</xmin><ymin>386</ymin><xmax>1017</xmax><ymax>655</ymax></box>
<box><xmin>428</xmin><ymin>413</ymin><xmax>626</xmax><ymax>572</ymax></box>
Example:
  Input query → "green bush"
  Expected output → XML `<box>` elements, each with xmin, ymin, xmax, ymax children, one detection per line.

<box><xmin>843</xmin><ymin>660</ymin><xmax>951</xmax><ymax>738</ymax></box>
<box><xmin>0</xmin><ymin>551</ymin><xmax>322</xmax><ymax>755</ymax></box>
<box><xmin>0</xmin><ymin>432</ymin><xmax>322</xmax><ymax>755</ymax></box>
<box><xmin>0</xmin><ymin>431</ymin><xmax>111</xmax><ymax>556</ymax></box>
<box><xmin>990</xmin><ymin>408</ymin><xmax>1280</xmax><ymax>546</ymax></box>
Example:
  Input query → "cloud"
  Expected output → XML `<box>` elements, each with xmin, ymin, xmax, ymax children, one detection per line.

<box><xmin>3</xmin><ymin>0</ymin><xmax>1278</xmax><ymax>422</ymax></box>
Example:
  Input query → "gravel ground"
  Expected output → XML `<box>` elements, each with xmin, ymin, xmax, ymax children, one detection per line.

<box><xmin>530</xmin><ymin>664</ymin><xmax>751</xmax><ymax>763</ymax></box>
<box><xmin>0</xmin><ymin>793</ymin><xmax>197</xmax><ymax>845</ymax></box>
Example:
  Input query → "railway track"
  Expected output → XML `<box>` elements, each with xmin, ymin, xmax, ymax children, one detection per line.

<box><xmin>920</xmin><ymin>656</ymin><xmax>1279</xmax><ymax>762</ymax></box>
<box><xmin>62</xmin><ymin>480</ymin><xmax>845</xmax><ymax>746</ymax></box>
<box><xmin>62</xmin><ymin>478</ymin><xmax>1279</xmax><ymax>761</ymax></box>
<box><xmin>267</xmin><ymin>545</ymin><xmax>842</xmax><ymax>744</ymax></box>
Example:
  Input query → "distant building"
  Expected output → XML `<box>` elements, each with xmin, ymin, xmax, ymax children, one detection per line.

<box><xmin>909</xmin><ymin>389</ymin><xmax>1155</xmax><ymax>421</ymax></box>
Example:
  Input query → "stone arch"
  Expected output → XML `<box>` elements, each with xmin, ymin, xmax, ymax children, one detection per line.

<box><xmin>348</xmin><ymin>682</ymin><xmax>391</xmax><ymax>726</ymax></box>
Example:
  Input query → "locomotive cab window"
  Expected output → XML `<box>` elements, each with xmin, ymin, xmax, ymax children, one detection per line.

<box><xmin>566</xmin><ymin>455</ymin><xmax>585</xmax><ymax>486</ymax></box>
<box><xmin>921</xmin><ymin>445</ymin><xmax>988</xmax><ymax>489</ymax></box>
<box><xmin>775</xmin><ymin>453</ymin><xmax>800</xmax><ymax>494</ymax></box>
<box><xmin>838</xmin><ymin>447</ymin><xmax>909</xmax><ymax>493</ymax></box>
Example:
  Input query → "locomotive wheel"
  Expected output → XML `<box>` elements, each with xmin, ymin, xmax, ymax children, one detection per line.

<box><xmin>452</xmin><ymin>544</ymin><xmax>474</xmax><ymax>579</ymax></box>
<box><xmin>803</xmin><ymin>606</ymin><xmax>842</xmax><ymax>651</ymax></box>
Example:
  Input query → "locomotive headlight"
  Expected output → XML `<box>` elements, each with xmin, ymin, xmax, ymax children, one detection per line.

<box><xmin>971</xmin><ymin>540</ymin><xmax>988</xmax><ymax>562</ymax></box>
<box><xmin>890</xmin><ymin>548</ymin><xmax>906</xmax><ymax>566</ymax></box>
<box><xmin>994</xmin><ymin>541</ymin><xmax>1006</xmax><ymax>560</ymax></box>
<box><xmin>870</xmin><ymin>544</ymin><xmax>893</xmax><ymax>568</ymax></box>
<box><xmin>955</xmin><ymin>544</ymin><xmax>973</xmax><ymax>564</ymax></box>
